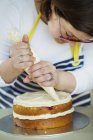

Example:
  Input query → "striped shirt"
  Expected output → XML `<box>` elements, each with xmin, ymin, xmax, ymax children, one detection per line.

<box><xmin>0</xmin><ymin>0</ymin><xmax>92</xmax><ymax>108</ymax></box>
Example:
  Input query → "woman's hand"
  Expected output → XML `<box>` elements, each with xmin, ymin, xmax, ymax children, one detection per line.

<box><xmin>10</xmin><ymin>35</ymin><xmax>35</xmax><ymax>71</ymax></box>
<box><xmin>23</xmin><ymin>61</ymin><xmax>58</xmax><ymax>87</ymax></box>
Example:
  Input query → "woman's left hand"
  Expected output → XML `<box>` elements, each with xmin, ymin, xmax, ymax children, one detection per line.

<box><xmin>23</xmin><ymin>61</ymin><xmax>58</xmax><ymax>87</ymax></box>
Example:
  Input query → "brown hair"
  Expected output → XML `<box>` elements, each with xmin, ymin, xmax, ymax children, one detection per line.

<box><xmin>40</xmin><ymin>0</ymin><xmax>93</xmax><ymax>36</ymax></box>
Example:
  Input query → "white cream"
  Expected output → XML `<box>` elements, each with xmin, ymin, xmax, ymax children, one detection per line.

<box><xmin>13</xmin><ymin>91</ymin><xmax>72</xmax><ymax>107</ymax></box>
<box><xmin>13</xmin><ymin>108</ymin><xmax>74</xmax><ymax>120</ymax></box>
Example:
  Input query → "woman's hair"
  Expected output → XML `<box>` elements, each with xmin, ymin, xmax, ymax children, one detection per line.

<box><xmin>40</xmin><ymin>0</ymin><xmax>93</xmax><ymax>36</ymax></box>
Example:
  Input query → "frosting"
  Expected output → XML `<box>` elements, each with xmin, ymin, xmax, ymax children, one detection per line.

<box><xmin>13</xmin><ymin>107</ymin><xmax>74</xmax><ymax>120</ymax></box>
<box><xmin>13</xmin><ymin>91</ymin><xmax>72</xmax><ymax>107</ymax></box>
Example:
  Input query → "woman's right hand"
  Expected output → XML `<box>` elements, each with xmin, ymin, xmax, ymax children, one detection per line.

<box><xmin>10</xmin><ymin>35</ymin><xmax>35</xmax><ymax>71</ymax></box>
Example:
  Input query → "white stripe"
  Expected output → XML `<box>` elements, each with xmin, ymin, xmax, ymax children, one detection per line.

<box><xmin>12</xmin><ymin>85</ymin><xmax>28</xmax><ymax>93</ymax></box>
<box><xmin>0</xmin><ymin>95</ymin><xmax>6</xmax><ymax>109</ymax></box>
<box><xmin>0</xmin><ymin>88</ymin><xmax>15</xmax><ymax>99</ymax></box>
<box><xmin>11</xmin><ymin>90</ymin><xmax>21</xmax><ymax>96</ymax></box>
<box><xmin>57</xmin><ymin>65</ymin><xmax>82</xmax><ymax>71</ymax></box>
<box><xmin>1</xmin><ymin>96</ymin><xmax>12</xmax><ymax>107</ymax></box>
<box><xmin>57</xmin><ymin>66</ymin><xmax>81</xmax><ymax>71</ymax></box>
<box><xmin>12</xmin><ymin>83</ymin><xmax>39</xmax><ymax>95</ymax></box>
<box><xmin>0</xmin><ymin>104</ymin><xmax>6</xmax><ymax>109</ymax></box>
<box><xmin>72</xmin><ymin>91</ymin><xmax>90</xmax><ymax>101</ymax></box>
<box><xmin>56</xmin><ymin>60</ymin><xmax>83</xmax><ymax>67</ymax></box>
<box><xmin>73</xmin><ymin>98</ymin><xmax>91</xmax><ymax>107</ymax></box>
<box><xmin>15</xmin><ymin>80</ymin><xmax>40</xmax><ymax>91</ymax></box>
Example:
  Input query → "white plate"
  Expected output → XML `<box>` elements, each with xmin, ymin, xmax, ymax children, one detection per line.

<box><xmin>0</xmin><ymin>112</ymin><xmax>89</xmax><ymax>137</ymax></box>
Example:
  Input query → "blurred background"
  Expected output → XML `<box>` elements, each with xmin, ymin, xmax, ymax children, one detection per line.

<box><xmin>91</xmin><ymin>91</ymin><xmax>93</xmax><ymax>106</ymax></box>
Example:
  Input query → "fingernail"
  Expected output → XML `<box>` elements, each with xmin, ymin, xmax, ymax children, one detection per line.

<box><xmin>23</xmin><ymin>78</ymin><xmax>30</xmax><ymax>83</ymax></box>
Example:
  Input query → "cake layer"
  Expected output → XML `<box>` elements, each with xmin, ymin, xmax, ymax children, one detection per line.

<box><xmin>14</xmin><ymin>113</ymin><xmax>73</xmax><ymax>129</ymax></box>
<box><xmin>13</xmin><ymin>91</ymin><xmax>72</xmax><ymax>107</ymax></box>
<box><xmin>13</xmin><ymin>101</ymin><xmax>72</xmax><ymax>116</ymax></box>
<box><xmin>13</xmin><ymin>107</ymin><xmax>74</xmax><ymax>120</ymax></box>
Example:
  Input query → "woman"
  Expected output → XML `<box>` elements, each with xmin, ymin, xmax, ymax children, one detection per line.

<box><xmin>0</xmin><ymin>0</ymin><xmax>93</xmax><ymax>108</ymax></box>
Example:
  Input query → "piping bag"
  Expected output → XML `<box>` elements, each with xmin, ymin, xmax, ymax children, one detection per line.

<box><xmin>9</xmin><ymin>13</ymin><xmax>59</xmax><ymax>101</ymax></box>
<box><xmin>25</xmin><ymin>45</ymin><xmax>59</xmax><ymax>101</ymax></box>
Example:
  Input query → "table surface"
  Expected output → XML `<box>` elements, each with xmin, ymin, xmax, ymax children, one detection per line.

<box><xmin>0</xmin><ymin>107</ymin><xmax>93</xmax><ymax>140</ymax></box>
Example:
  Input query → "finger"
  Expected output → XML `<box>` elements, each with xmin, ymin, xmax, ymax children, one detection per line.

<box><xmin>16</xmin><ymin>61</ymin><xmax>33</xmax><ymax>69</ymax></box>
<box><xmin>33</xmin><ymin>74</ymin><xmax>51</xmax><ymax>83</ymax></box>
<box><xmin>13</xmin><ymin>53</ymin><xmax>35</xmax><ymax>66</ymax></box>
<box><xmin>30</xmin><ymin>61</ymin><xmax>49</xmax><ymax>73</ymax></box>
<box><xmin>31</xmin><ymin>67</ymin><xmax>52</xmax><ymax>78</ymax></box>
<box><xmin>18</xmin><ymin>55</ymin><xmax>34</xmax><ymax>63</ymax></box>
<box><xmin>23</xmin><ymin>76</ymin><xmax>31</xmax><ymax>83</ymax></box>
<box><xmin>22</xmin><ymin>34</ymin><xmax>29</xmax><ymax>43</ymax></box>
<box><xmin>17</xmin><ymin>48</ymin><xmax>33</xmax><ymax>56</ymax></box>
<box><xmin>16</xmin><ymin>42</ymin><xmax>29</xmax><ymax>49</ymax></box>
<box><xmin>20</xmin><ymin>44</ymin><xmax>30</xmax><ymax>50</ymax></box>
<box><xmin>39</xmin><ymin>80</ymin><xmax>55</xmax><ymax>87</ymax></box>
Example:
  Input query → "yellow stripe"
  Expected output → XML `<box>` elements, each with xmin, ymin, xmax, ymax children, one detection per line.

<box><xmin>28</xmin><ymin>12</ymin><xmax>41</xmax><ymax>41</ymax></box>
<box><xmin>71</xmin><ymin>42</ymin><xmax>80</xmax><ymax>67</ymax></box>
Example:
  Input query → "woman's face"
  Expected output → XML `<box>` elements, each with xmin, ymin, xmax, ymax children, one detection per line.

<box><xmin>47</xmin><ymin>11</ymin><xmax>92</xmax><ymax>43</ymax></box>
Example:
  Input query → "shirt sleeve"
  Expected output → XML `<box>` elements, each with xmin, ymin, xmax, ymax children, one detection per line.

<box><xmin>0</xmin><ymin>0</ymin><xmax>35</xmax><ymax>87</ymax></box>
<box><xmin>70</xmin><ymin>43</ymin><xmax>93</xmax><ymax>95</ymax></box>
<box><xmin>0</xmin><ymin>1</ymin><xmax>20</xmax><ymax>87</ymax></box>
